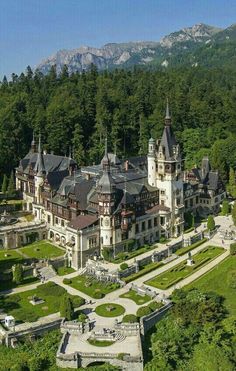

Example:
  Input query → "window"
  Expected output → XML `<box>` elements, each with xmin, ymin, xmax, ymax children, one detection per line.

<box><xmin>61</xmin><ymin>220</ymin><xmax>65</xmax><ymax>227</ymax></box>
<box><xmin>190</xmin><ymin>199</ymin><xmax>193</xmax><ymax>207</ymax></box>
<box><xmin>55</xmin><ymin>217</ymin><xmax>59</xmax><ymax>224</ymax></box>
<box><xmin>47</xmin><ymin>215</ymin><xmax>51</xmax><ymax>223</ymax></box>
<box><xmin>148</xmin><ymin>220</ymin><xmax>152</xmax><ymax>229</ymax></box>
<box><xmin>160</xmin><ymin>217</ymin><xmax>165</xmax><ymax>226</ymax></box>
<box><xmin>154</xmin><ymin>217</ymin><xmax>157</xmax><ymax>227</ymax></box>
<box><xmin>161</xmin><ymin>190</ymin><xmax>165</xmax><ymax>195</ymax></box>
<box><xmin>142</xmin><ymin>221</ymin><xmax>145</xmax><ymax>231</ymax></box>
<box><xmin>136</xmin><ymin>224</ymin><xmax>139</xmax><ymax>233</ymax></box>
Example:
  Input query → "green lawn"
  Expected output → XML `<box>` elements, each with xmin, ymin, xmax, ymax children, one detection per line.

<box><xmin>63</xmin><ymin>274</ymin><xmax>120</xmax><ymax>298</ymax></box>
<box><xmin>187</xmin><ymin>255</ymin><xmax>236</xmax><ymax>317</ymax></box>
<box><xmin>0</xmin><ymin>249</ymin><xmax>25</xmax><ymax>271</ymax></box>
<box><xmin>56</xmin><ymin>266</ymin><xmax>75</xmax><ymax>276</ymax></box>
<box><xmin>95</xmin><ymin>303</ymin><xmax>125</xmax><ymax>317</ymax></box>
<box><xmin>0</xmin><ymin>276</ymin><xmax>39</xmax><ymax>292</ymax></box>
<box><xmin>0</xmin><ymin>282</ymin><xmax>84</xmax><ymax>323</ymax></box>
<box><xmin>146</xmin><ymin>246</ymin><xmax>224</xmax><ymax>290</ymax></box>
<box><xmin>20</xmin><ymin>241</ymin><xmax>65</xmax><ymax>259</ymax></box>
<box><xmin>120</xmin><ymin>289</ymin><xmax>151</xmax><ymax>305</ymax></box>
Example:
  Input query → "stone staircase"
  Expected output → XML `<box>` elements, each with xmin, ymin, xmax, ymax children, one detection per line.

<box><xmin>38</xmin><ymin>265</ymin><xmax>57</xmax><ymax>281</ymax></box>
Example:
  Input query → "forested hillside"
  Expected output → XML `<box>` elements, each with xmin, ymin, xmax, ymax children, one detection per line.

<box><xmin>0</xmin><ymin>65</ymin><xmax>236</xmax><ymax>182</ymax></box>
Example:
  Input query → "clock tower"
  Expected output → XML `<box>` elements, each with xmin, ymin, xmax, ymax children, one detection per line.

<box><xmin>97</xmin><ymin>139</ymin><xmax>116</xmax><ymax>248</ymax></box>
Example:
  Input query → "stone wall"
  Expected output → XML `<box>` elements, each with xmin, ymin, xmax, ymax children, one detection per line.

<box><xmin>140</xmin><ymin>302</ymin><xmax>173</xmax><ymax>335</ymax></box>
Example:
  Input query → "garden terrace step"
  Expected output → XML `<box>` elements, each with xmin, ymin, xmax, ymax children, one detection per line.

<box><xmin>39</xmin><ymin>265</ymin><xmax>57</xmax><ymax>281</ymax></box>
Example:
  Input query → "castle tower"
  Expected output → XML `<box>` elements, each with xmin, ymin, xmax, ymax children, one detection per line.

<box><xmin>148</xmin><ymin>100</ymin><xmax>184</xmax><ymax>236</ymax></box>
<box><xmin>147</xmin><ymin>137</ymin><xmax>156</xmax><ymax>187</ymax></box>
<box><xmin>97</xmin><ymin>139</ymin><xmax>116</xmax><ymax>248</ymax></box>
<box><xmin>34</xmin><ymin>134</ymin><xmax>46</xmax><ymax>205</ymax></box>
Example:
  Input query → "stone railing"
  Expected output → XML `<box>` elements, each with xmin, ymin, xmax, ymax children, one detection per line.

<box><xmin>61</xmin><ymin>319</ymin><xmax>90</xmax><ymax>335</ymax></box>
<box><xmin>114</xmin><ymin>321</ymin><xmax>140</xmax><ymax>336</ymax></box>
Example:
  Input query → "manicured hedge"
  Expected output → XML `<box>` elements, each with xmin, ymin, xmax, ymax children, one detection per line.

<box><xmin>175</xmin><ymin>238</ymin><xmax>207</xmax><ymax>256</ymax></box>
<box><xmin>123</xmin><ymin>262</ymin><xmax>163</xmax><ymax>283</ymax></box>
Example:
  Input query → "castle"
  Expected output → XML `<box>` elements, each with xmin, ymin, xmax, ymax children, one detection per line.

<box><xmin>15</xmin><ymin>102</ymin><xmax>226</xmax><ymax>269</ymax></box>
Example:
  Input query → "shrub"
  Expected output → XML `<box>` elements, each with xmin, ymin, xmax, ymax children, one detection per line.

<box><xmin>136</xmin><ymin>306</ymin><xmax>152</xmax><ymax>318</ymax></box>
<box><xmin>122</xmin><ymin>314</ymin><xmax>138</xmax><ymax>323</ymax></box>
<box><xmin>230</xmin><ymin>243</ymin><xmax>236</xmax><ymax>255</ymax></box>
<box><xmin>93</xmin><ymin>291</ymin><xmax>104</xmax><ymax>299</ymax></box>
<box><xmin>78</xmin><ymin>313</ymin><xmax>87</xmax><ymax>323</ymax></box>
<box><xmin>148</xmin><ymin>301</ymin><xmax>163</xmax><ymax>312</ymax></box>
<box><xmin>63</xmin><ymin>278</ymin><xmax>72</xmax><ymax>285</ymax></box>
<box><xmin>72</xmin><ymin>296</ymin><xmax>85</xmax><ymax>307</ymax></box>
<box><xmin>159</xmin><ymin>236</ymin><xmax>167</xmax><ymax>243</ymax></box>
<box><xmin>117</xmin><ymin>353</ymin><xmax>129</xmax><ymax>360</ymax></box>
<box><xmin>120</xmin><ymin>263</ymin><xmax>128</xmax><ymax>271</ymax></box>
<box><xmin>60</xmin><ymin>294</ymin><xmax>74</xmax><ymax>320</ymax></box>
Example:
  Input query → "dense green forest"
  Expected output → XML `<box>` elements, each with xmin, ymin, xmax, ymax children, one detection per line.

<box><xmin>1</xmin><ymin>65</ymin><xmax>236</xmax><ymax>182</ymax></box>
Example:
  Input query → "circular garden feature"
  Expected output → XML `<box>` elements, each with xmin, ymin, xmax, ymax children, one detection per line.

<box><xmin>95</xmin><ymin>303</ymin><xmax>125</xmax><ymax>317</ymax></box>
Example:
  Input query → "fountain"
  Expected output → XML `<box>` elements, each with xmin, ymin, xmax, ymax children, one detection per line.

<box><xmin>0</xmin><ymin>210</ymin><xmax>18</xmax><ymax>226</ymax></box>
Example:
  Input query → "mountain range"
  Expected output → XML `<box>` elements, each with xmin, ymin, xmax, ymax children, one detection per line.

<box><xmin>36</xmin><ymin>23</ymin><xmax>236</xmax><ymax>74</ymax></box>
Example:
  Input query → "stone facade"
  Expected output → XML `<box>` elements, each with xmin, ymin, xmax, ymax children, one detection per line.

<box><xmin>15</xmin><ymin>103</ymin><xmax>225</xmax><ymax>269</ymax></box>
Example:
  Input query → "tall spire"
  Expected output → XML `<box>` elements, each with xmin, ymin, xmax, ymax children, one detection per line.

<box><xmin>101</xmin><ymin>136</ymin><xmax>110</xmax><ymax>172</ymax></box>
<box><xmin>165</xmin><ymin>98</ymin><xmax>171</xmax><ymax>126</ymax></box>
<box><xmin>34</xmin><ymin>134</ymin><xmax>45</xmax><ymax>176</ymax></box>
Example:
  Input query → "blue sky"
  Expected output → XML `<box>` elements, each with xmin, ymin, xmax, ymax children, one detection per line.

<box><xmin>0</xmin><ymin>0</ymin><xmax>235</xmax><ymax>78</ymax></box>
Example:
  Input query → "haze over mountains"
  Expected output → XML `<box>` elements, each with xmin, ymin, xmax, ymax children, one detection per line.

<box><xmin>36</xmin><ymin>23</ymin><xmax>236</xmax><ymax>74</ymax></box>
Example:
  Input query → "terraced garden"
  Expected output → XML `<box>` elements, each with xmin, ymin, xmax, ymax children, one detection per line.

<box><xmin>63</xmin><ymin>274</ymin><xmax>120</xmax><ymax>298</ymax></box>
<box><xmin>20</xmin><ymin>241</ymin><xmax>64</xmax><ymax>259</ymax></box>
<box><xmin>0</xmin><ymin>282</ymin><xmax>84</xmax><ymax>323</ymax></box>
<box><xmin>120</xmin><ymin>290</ymin><xmax>151</xmax><ymax>305</ymax></box>
<box><xmin>145</xmin><ymin>246</ymin><xmax>224</xmax><ymax>290</ymax></box>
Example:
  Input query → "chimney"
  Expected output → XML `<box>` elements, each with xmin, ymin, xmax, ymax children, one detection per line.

<box><xmin>125</xmin><ymin>160</ymin><xmax>129</xmax><ymax>171</ymax></box>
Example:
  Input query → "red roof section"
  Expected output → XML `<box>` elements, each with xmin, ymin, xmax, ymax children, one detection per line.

<box><xmin>68</xmin><ymin>215</ymin><xmax>98</xmax><ymax>230</ymax></box>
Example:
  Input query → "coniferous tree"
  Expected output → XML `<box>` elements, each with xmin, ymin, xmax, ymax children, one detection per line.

<box><xmin>12</xmin><ymin>264</ymin><xmax>23</xmax><ymax>284</ymax></box>
<box><xmin>231</xmin><ymin>202</ymin><xmax>236</xmax><ymax>226</ymax></box>
<box><xmin>1</xmin><ymin>174</ymin><xmax>8</xmax><ymax>194</ymax></box>
<box><xmin>60</xmin><ymin>294</ymin><xmax>74</xmax><ymax>320</ymax></box>
<box><xmin>227</xmin><ymin>167</ymin><xmax>236</xmax><ymax>198</ymax></box>
<box><xmin>7</xmin><ymin>171</ymin><xmax>15</xmax><ymax>197</ymax></box>
<box><xmin>207</xmin><ymin>215</ymin><xmax>215</xmax><ymax>231</ymax></box>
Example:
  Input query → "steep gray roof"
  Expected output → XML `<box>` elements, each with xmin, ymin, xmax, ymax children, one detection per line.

<box><xmin>160</xmin><ymin>125</ymin><xmax>177</xmax><ymax>160</ymax></box>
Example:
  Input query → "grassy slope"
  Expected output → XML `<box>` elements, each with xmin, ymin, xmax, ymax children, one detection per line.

<box><xmin>187</xmin><ymin>255</ymin><xmax>236</xmax><ymax>317</ymax></box>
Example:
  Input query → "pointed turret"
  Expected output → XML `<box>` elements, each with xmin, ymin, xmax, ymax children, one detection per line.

<box><xmin>101</xmin><ymin>137</ymin><xmax>110</xmax><ymax>172</ymax></box>
<box><xmin>165</xmin><ymin>98</ymin><xmax>171</xmax><ymax>126</ymax></box>
<box><xmin>31</xmin><ymin>132</ymin><xmax>36</xmax><ymax>153</ymax></box>
<box><xmin>160</xmin><ymin>99</ymin><xmax>177</xmax><ymax>160</ymax></box>
<box><xmin>34</xmin><ymin>135</ymin><xmax>46</xmax><ymax>176</ymax></box>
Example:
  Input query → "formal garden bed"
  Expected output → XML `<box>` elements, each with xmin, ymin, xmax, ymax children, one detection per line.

<box><xmin>122</xmin><ymin>261</ymin><xmax>164</xmax><ymax>283</ymax></box>
<box><xmin>20</xmin><ymin>240</ymin><xmax>65</xmax><ymax>259</ymax></box>
<box><xmin>63</xmin><ymin>274</ymin><xmax>120</xmax><ymax>298</ymax></box>
<box><xmin>145</xmin><ymin>246</ymin><xmax>224</xmax><ymax>290</ymax></box>
<box><xmin>0</xmin><ymin>282</ymin><xmax>84</xmax><ymax>322</ymax></box>
<box><xmin>120</xmin><ymin>289</ymin><xmax>151</xmax><ymax>305</ymax></box>
<box><xmin>95</xmin><ymin>303</ymin><xmax>125</xmax><ymax>317</ymax></box>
